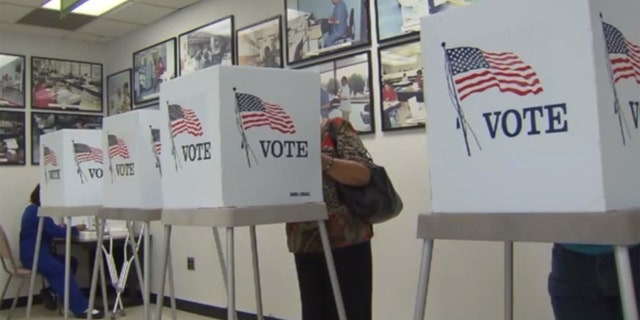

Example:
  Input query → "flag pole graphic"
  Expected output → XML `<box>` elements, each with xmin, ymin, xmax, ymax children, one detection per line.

<box><xmin>166</xmin><ymin>101</ymin><xmax>181</xmax><ymax>171</ymax></box>
<box><xmin>149</xmin><ymin>125</ymin><xmax>162</xmax><ymax>177</ymax></box>
<box><xmin>233</xmin><ymin>87</ymin><xmax>258</xmax><ymax>168</ymax></box>
<box><xmin>442</xmin><ymin>42</ymin><xmax>482</xmax><ymax>156</ymax></box>
<box><xmin>599</xmin><ymin>12</ymin><xmax>630</xmax><ymax>145</ymax></box>
<box><xmin>71</xmin><ymin>140</ymin><xmax>87</xmax><ymax>184</ymax></box>
<box><xmin>106</xmin><ymin>131</ymin><xmax>114</xmax><ymax>183</ymax></box>
<box><xmin>43</xmin><ymin>158</ymin><xmax>48</xmax><ymax>185</ymax></box>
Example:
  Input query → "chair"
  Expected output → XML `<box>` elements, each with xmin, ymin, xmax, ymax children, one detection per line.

<box><xmin>0</xmin><ymin>223</ymin><xmax>32</xmax><ymax>320</ymax></box>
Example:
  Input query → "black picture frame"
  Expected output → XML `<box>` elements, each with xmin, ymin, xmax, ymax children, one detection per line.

<box><xmin>31</xmin><ymin>112</ymin><xmax>103</xmax><ymax>165</ymax></box>
<box><xmin>31</xmin><ymin>56</ymin><xmax>103</xmax><ymax>113</ymax></box>
<box><xmin>0</xmin><ymin>53</ymin><xmax>26</xmax><ymax>109</ymax></box>
<box><xmin>236</xmin><ymin>15</ymin><xmax>284</xmax><ymax>69</ymax></box>
<box><xmin>378</xmin><ymin>39</ymin><xmax>426</xmax><ymax>132</ymax></box>
<box><xmin>133</xmin><ymin>38</ymin><xmax>177</xmax><ymax>106</ymax></box>
<box><xmin>0</xmin><ymin>110</ymin><xmax>26</xmax><ymax>165</ymax></box>
<box><xmin>427</xmin><ymin>0</ymin><xmax>478</xmax><ymax>15</ymax></box>
<box><xmin>284</xmin><ymin>0</ymin><xmax>371</xmax><ymax>65</ymax></box>
<box><xmin>179</xmin><ymin>15</ymin><xmax>235</xmax><ymax>76</ymax></box>
<box><xmin>301</xmin><ymin>51</ymin><xmax>375</xmax><ymax>134</ymax></box>
<box><xmin>374</xmin><ymin>0</ymin><xmax>424</xmax><ymax>43</ymax></box>
<box><xmin>106</xmin><ymin>69</ymin><xmax>132</xmax><ymax>116</ymax></box>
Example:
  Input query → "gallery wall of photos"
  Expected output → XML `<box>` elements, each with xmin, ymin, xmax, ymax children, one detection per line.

<box><xmin>0</xmin><ymin>0</ymin><xmax>478</xmax><ymax>166</ymax></box>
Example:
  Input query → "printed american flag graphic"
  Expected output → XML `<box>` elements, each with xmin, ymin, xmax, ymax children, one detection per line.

<box><xmin>43</xmin><ymin>146</ymin><xmax>57</xmax><ymax>166</ymax></box>
<box><xmin>151</xmin><ymin>128</ymin><xmax>161</xmax><ymax>155</ymax></box>
<box><xmin>168</xmin><ymin>104</ymin><xmax>203</xmax><ymax>137</ymax></box>
<box><xmin>107</xmin><ymin>134</ymin><xmax>130</xmax><ymax>159</ymax></box>
<box><xmin>73</xmin><ymin>143</ymin><xmax>103</xmax><ymax>164</ymax></box>
<box><xmin>236</xmin><ymin>93</ymin><xmax>296</xmax><ymax>134</ymax></box>
<box><xmin>446</xmin><ymin>46</ymin><xmax>544</xmax><ymax>101</ymax></box>
<box><xmin>603</xmin><ymin>22</ymin><xmax>640</xmax><ymax>84</ymax></box>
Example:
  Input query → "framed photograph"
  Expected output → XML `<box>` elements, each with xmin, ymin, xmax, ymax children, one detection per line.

<box><xmin>285</xmin><ymin>0</ymin><xmax>371</xmax><ymax>65</ymax></box>
<box><xmin>31</xmin><ymin>112</ymin><xmax>102</xmax><ymax>165</ymax></box>
<box><xmin>0</xmin><ymin>53</ymin><xmax>26</xmax><ymax>109</ymax></box>
<box><xmin>31</xmin><ymin>57</ymin><xmax>103</xmax><ymax>113</ymax></box>
<box><xmin>137</xmin><ymin>103</ymin><xmax>159</xmax><ymax>110</ymax></box>
<box><xmin>428</xmin><ymin>0</ymin><xmax>479</xmax><ymax>15</ymax></box>
<box><xmin>106</xmin><ymin>69</ymin><xmax>132</xmax><ymax>116</ymax></box>
<box><xmin>0</xmin><ymin>110</ymin><xmax>26</xmax><ymax>165</ymax></box>
<box><xmin>303</xmin><ymin>52</ymin><xmax>374</xmax><ymax>134</ymax></box>
<box><xmin>179</xmin><ymin>16</ymin><xmax>234</xmax><ymax>76</ymax></box>
<box><xmin>236</xmin><ymin>16</ymin><xmax>283</xmax><ymax>68</ymax></box>
<box><xmin>375</xmin><ymin>0</ymin><xmax>424</xmax><ymax>42</ymax></box>
<box><xmin>378</xmin><ymin>40</ymin><xmax>426</xmax><ymax>131</ymax></box>
<box><xmin>133</xmin><ymin>38</ymin><xmax>177</xmax><ymax>105</ymax></box>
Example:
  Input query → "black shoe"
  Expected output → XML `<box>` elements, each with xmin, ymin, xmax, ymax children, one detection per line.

<box><xmin>40</xmin><ymin>287</ymin><xmax>57</xmax><ymax>310</ymax></box>
<box><xmin>76</xmin><ymin>309</ymin><xmax>104</xmax><ymax>319</ymax></box>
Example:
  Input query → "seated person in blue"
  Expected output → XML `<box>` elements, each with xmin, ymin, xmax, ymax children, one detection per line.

<box><xmin>549</xmin><ymin>243</ymin><xmax>640</xmax><ymax>320</ymax></box>
<box><xmin>323</xmin><ymin>0</ymin><xmax>349</xmax><ymax>48</ymax></box>
<box><xmin>19</xmin><ymin>184</ymin><xmax>104</xmax><ymax>319</ymax></box>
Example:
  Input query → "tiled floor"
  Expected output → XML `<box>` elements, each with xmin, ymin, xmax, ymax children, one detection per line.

<box><xmin>6</xmin><ymin>305</ymin><xmax>211</xmax><ymax>319</ymax></box>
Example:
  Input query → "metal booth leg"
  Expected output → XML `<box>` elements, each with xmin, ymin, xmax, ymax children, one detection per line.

<box><xmin>504</xmin><ymin>241</ymin><xmax>514</xmax><ymax>320</ymax></box>
<box><xmin>226</xmin><ymin>227</ymin><xmax>236</xmax><ymax>320</ymax></box>
<box><xmin>212</xmin><ymin>228</ymin><xmax>240</xmax><ymax>320</ymax></box>
<box><xmin>167</xmin><ymin>246</ymin><xmax>177</xmax><ymax>320</ymax></box>
<box><xmin>126</xmin><ymin>221</ymin><xmax>147</xmax><ymax>320</ymax></box>
<box><xmin>249</xmin><ymin>226</ymin><xmax>264</xmax><ymax>320</ymax></box>
<box><xmin>64</xmin><ymin>216</ymin><xmax>72</xmax><ymax>320</ymax></box>
<box><xmin>87</xmin><ymin>217</ymin><xmax>105</xmax><ymax>319</ymax></box>
<box><xmin>413</xmin><ymin>239</ymin><xmax>434</xmax><ymax>320</ymax></box>
<box><xmin>615</xmin><ymin>246</ymin><xmax>639</xmax><ymax>320</ymax></box>
<box><xmin>25</xmin><ymin>216</ymin><xmax>44</xmax><ymax>318</ymax></box>
<box><xmin>144</xmin><ymin>221</ymin><xmax>152</xmax><ymax>320</ymax></box>
<box><xmin>317</xmin><ymin>220</ymin><xmax>347</xmax><ymax>320</ymax></box>
<box><xmin>155</xmin><ymin>224</ymin><xmax>172</xmax><ymax>320</ymax></box>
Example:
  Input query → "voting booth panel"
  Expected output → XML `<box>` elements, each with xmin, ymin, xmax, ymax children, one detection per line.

<box><xmin>40</xmin><ymin>129</ymin><xmax>105</xmax><ymax>207</ymax></box>
<box><xmin>421</xmin><ymin>0</ymin><xmax>640</xmax><ymax>213</ymax></box>
<box><xmin>159</xmin><ymin>65</ymin><xmax>322</xmax><ymax>209</ymax></box>
<box><xmin>102</xmin><ymin>110</ymin><xmax>164</xmax><ymax>209</ymax></box>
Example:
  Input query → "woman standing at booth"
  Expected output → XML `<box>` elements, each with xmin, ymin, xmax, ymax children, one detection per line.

<box><xmin>19</xmin><ymin>184</ymin><xmax>104</xmax><ymax>319</ymax></box>
<box><xmin>286</xmin><ymin>117</ymin><xmax>373</xmax><ymax>320</ymax></box>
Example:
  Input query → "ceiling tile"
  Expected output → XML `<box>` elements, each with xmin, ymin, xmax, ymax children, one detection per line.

<box><xmin>76</xmin><ymin>18</ymin><xmax>141</xmax><ymax>37</ymax></box>
<box><xmin>105</xmin><ymin>2</ymin><xmax>174</xmax><ymax>25</ymax></box>
<box><xmin>65</xmin><ymin>32</ymin><xmax>112</xmax><ymax>43</ymax></box>
<box><xmin>0</xmin><ymin>21</ymin><xmax>71</xmax><ymax>37</ymax></box>
<box><xmin>0</xmin><ymin>0</ymin><xmax>47</xmax><ymax>8</ymax></box>
<box><xmin>0</xmin><ymin>3</ymin><xmax>34</xmax><ymax>23</ymax></box>
<box><xmin>135</xmin><ymin>0</ymin><xmax>201</xmax><ymax>9</ymax></box>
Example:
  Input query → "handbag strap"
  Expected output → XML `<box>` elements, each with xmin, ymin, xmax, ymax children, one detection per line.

<box><xmin>326</xmin><ymin>119</ymin><xmax>374</xmax><ymax>164</ymax></box>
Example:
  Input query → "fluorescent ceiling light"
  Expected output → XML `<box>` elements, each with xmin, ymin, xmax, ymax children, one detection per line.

<box><xmin>43</xmin><ymin>0</ymin><xmax>128</xmax><ymax>16</ymax></box>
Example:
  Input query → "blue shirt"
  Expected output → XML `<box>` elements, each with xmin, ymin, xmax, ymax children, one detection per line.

<box><xmin>19</xmin><ymin>204</ymin><xmax>78</xmax><ymax>267</ymax></box>
<box><xmin>331</xmin><ymin>0</ymin><xmax>348</xmax><ymax>34</ymax></box>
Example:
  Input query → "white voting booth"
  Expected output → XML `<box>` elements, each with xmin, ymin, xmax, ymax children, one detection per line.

<box><xmin>415</xmin><ymin>0</ymin><xmax>640</xmax><ymax>319</ymax></box>
<box><xmin>154</xmin><ymin>65</ymin><xmax>347</xmax><ymax>320</ymax></box>
<box><xmin>27</xmin><ymin>129</ymin><xmax>111</xmax><ymax>320</ymax></box>
<box><xmin>86</xmin><ymin>110</ymin><xmax>165</xmax><ymax>320</ymax></box>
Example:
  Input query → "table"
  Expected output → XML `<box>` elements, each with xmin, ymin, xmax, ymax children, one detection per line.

<box><xmin>25</xmin><ymin>206</ymin><xmax>110</xmax><ymax>320</ymax></box>
<box><xmin>155</xmin><ymin>203</ymin><xmax>348</xmax><ymax>320</ymax></box>
<box><xmin>413</xmin><ymin>210</ymin><xmax>640</xmax><ymax>320</ymax></box>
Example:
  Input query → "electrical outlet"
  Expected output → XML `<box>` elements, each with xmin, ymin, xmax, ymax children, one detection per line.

<box><xmin>187</xmin><ymin>257</ymin><xmax>195</xmax><ymax>271</ymax></box>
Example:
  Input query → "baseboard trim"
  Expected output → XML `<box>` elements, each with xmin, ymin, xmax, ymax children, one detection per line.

<box><xmin>150</xmin><ymin>294</ymin><xmax>286</xmax><ymax>320</ymax></box>
<box><xmin>0</xmin><ymin>295</ymin><xmax>42</xmax><ymax>310</ymax></box>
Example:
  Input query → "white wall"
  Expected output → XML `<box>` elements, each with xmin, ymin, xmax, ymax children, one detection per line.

<box><xmin>0</xmin><ymin>0</ymin><xmax>555</xmax><ymax>319</ymax></box>
<box><xmin>0</xmin><ymin>30</ymin><xmax>106</xmax><ymax>297</ymax></box>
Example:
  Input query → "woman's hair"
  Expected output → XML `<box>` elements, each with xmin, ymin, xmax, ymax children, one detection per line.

<box><xmin>341</xmin><ymin>76</ymin><xmax>348</xmax><ymax>84</ymax></box>
<box><xmin>30</xmin><ymin>184</ymin><xmax>41</xmax><ymax>206</ymax></box>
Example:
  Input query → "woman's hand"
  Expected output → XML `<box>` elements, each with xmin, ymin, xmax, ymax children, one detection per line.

<box><xmin>322</xmin><ymin>153</ymin><xmax>370</xmax><ymax>187</ymax></box>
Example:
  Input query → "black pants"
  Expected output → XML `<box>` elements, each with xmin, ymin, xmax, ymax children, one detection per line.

<box><xmin>294</xmin><ymin>241</ymin><xmax>372</xmax><ymax>320</ymax></box>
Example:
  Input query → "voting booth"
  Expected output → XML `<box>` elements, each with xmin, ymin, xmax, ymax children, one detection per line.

<box><xmin>158</xmin><ymin>65</ymin><xmax>322</xmax><ymax>209</ymax></box>
<box><xmin>421</xmin><ymin>0</ymin><xmax>640</xmax><ymax>213</ymax></box>
<box><xmin>102</xmin><ymin>110</ymin><xmax>164</xmax><ymax>209</ymax></box>
<box><xmin>39</xmin><ymin>129</ymin><xmax>105</xmax><ymax>207</ymax></box>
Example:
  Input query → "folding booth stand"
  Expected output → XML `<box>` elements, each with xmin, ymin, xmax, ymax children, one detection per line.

<box><xmin>413</xmin><ymin>210</ymin><xmax>640</xmax><ymax>320</ymax></box>
<box><xmin>155</xmin><ymin>203</ymin><xmax>348</xmax><ymax>320</ymax></box>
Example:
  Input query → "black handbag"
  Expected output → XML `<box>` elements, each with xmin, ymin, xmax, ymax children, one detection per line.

<box><xmin>327</xmin><ymin>122</ymin><xmax>403</xmax><ymax>224</ymax></box>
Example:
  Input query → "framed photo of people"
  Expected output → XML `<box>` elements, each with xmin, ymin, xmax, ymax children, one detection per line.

<box><xmin>31</xmin><ymin>57</ymin><xmax>103</xmax><ymax>113</ymax></box>
<box><xmin>378</xmin><ymin>40</ymin><xmax>425</xmax><ymax>131</ymax></box>
<box><xmin>303</xmin><ymin>52</ymin><xmax>374</xmax><ymax>134</ymax></box>
<box><xmin>428</xmin><ymin>0</ymin><xmax>480</xmax><ymax>15</ymax></box>
<box><xmin>236</xmin><ymin>16</ymin><xmax>283</xmax><ymax>68</ymax></box>
<box><xmin>107</xmin><ymin>69</ymin><xmax>132</xmax><ymax>116</ymax></box>
<box><xmin>133</xmin><ymin>38</ymin><xmax>177</xmax><ymax>105</ymax></box>
<box><xmin>285</xmin><ymin>0</ymin><xmax>371</xmax><ymax>65</ymax></box>
<box><xmin>374</xmin><ymin>0</ymin><xmax>424</xmax><ymax>43</ymax></box>
<box><xmin>0</xmin><ymin>110</ymin><xmax>26</xmax><ymax>165</ymax></box>
<box><xmin>179</xmin><ymin>16</ymin><xmax>234</xmax><ymax>76</ymax></box>
<box><xmin>31</xmin><ymin>112</ymin><xmax>102</xmax><ymax>165</ymax></box>
<box><xmin>0</xmin><ymin>53</ymin><xmax>26</xmax><ymax>109</ymax></box>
